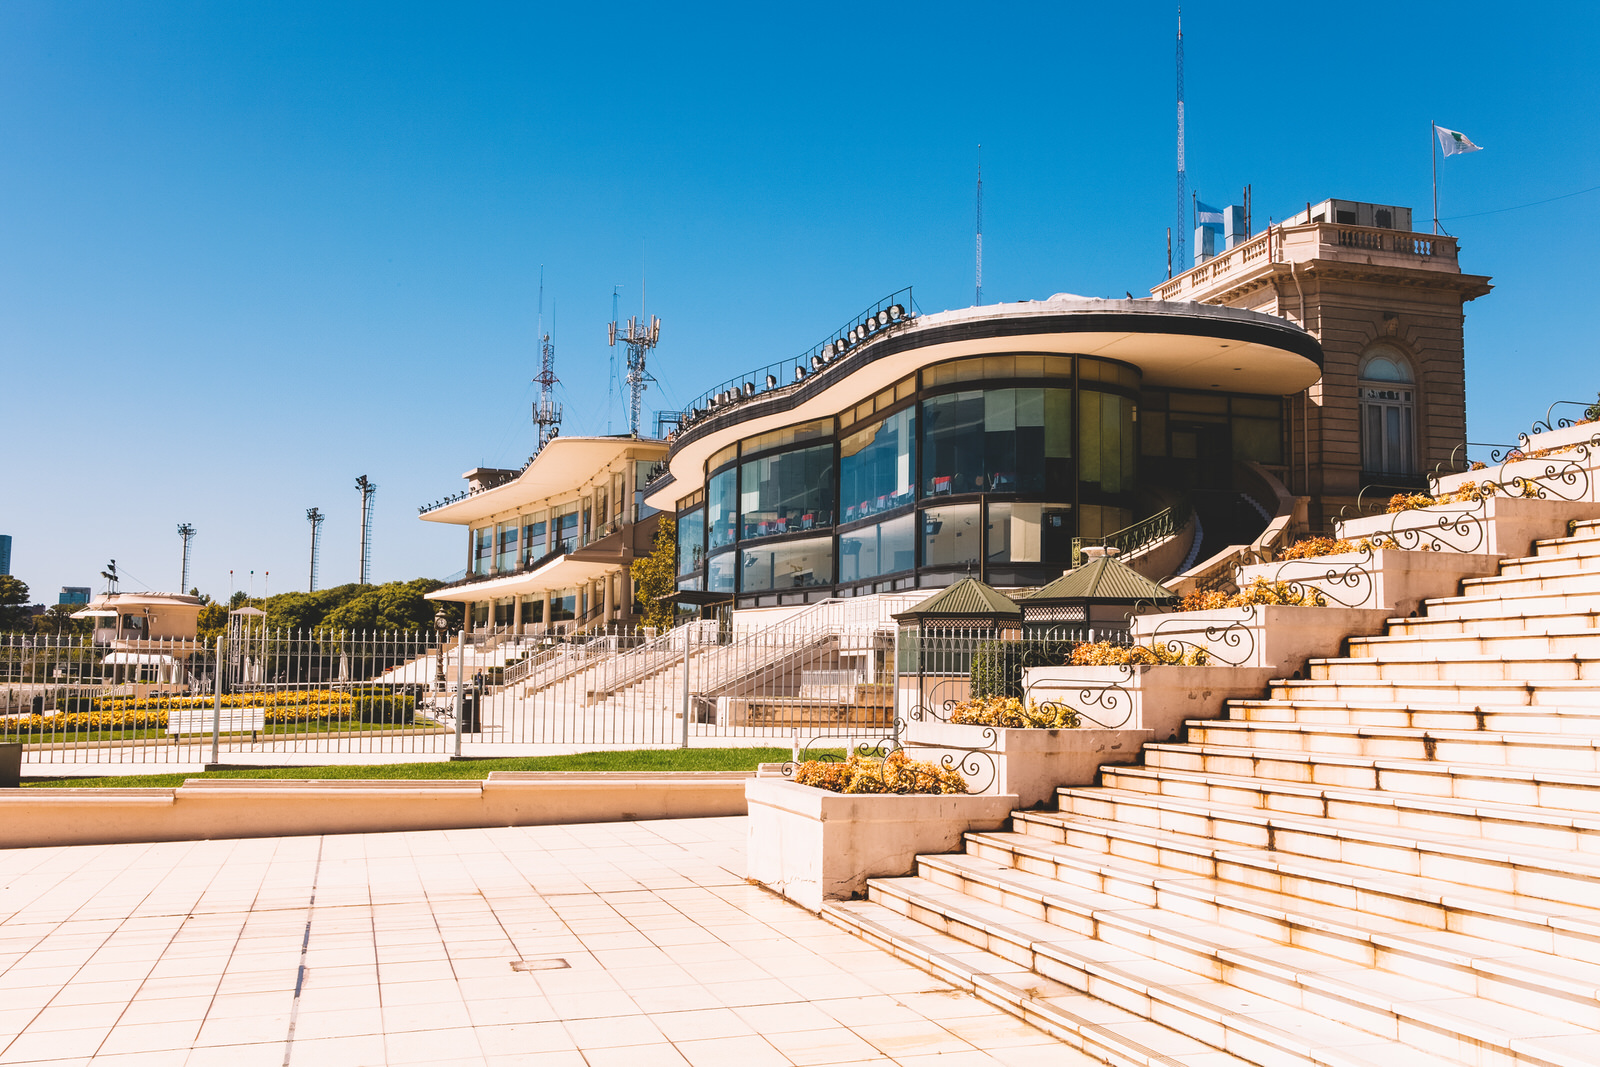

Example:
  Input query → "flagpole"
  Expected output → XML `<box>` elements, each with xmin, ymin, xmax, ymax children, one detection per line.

<box><xmin>1431</xmin><ymin>119</ymin><xmax>1439</xmax><ymax>234</ymax></box>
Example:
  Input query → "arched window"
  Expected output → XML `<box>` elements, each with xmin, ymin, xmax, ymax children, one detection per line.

<box><xmin>1359</xmin><ymin>346</ymin><xmax>1415</xmax><ymax>475</ymax></box>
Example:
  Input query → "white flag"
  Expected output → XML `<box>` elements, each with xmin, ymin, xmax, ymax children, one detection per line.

<box><xmin>1435</xmin><ymin>125</ymin><xmax>1483</xmax><ymax>157</ymax></box>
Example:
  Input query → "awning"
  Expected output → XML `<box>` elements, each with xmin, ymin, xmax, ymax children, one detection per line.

<box><xmin>424</xmin><ymin>553</ymin><xmax>625</xmax><ymax>603</ymax></box>
<box><xmin>103</xmin><ymin>653</ymin><xmax>180</xmax><ymax>666</ymax></box>
<box><xmin>660</xmin><ymin>590</ymin><xmax>733</xmax><ymax>606</ymax></box>
<box><xmin>72</xmin><ymin>610</ymin><xmax>119</xmax><ymax>619</ymax></box>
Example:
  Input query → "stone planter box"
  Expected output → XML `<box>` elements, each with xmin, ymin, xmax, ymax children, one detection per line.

<box><xmin>745</xmin><ymin>778</ymin><xmax>1017</xmax><ymax>913</ymax></box>
<box><xmin>1023</xmin><ymin>663</ymin><xmax>1280</xmax><ymax>742</ymax></box>
<box><xmin>902</xmin><ymin>719</ymin><xmax>1151</xmax><ymax>809</ymax></box>
<box><xmin>1235</xmin><ymin>548</ymin><xmax>1501</xmax><ymax>617</ymax></box>
<box><xmin>1130</xmin><ymin>603</ymin><xmax>1392</xmax><ymax>675</ymax></box>
<box><xmin>1335</xmin><ymin>494</ymin><xmax>1599</xmax><ymax>560</ymax></box>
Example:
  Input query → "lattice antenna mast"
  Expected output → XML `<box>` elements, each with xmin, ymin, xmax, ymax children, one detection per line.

<box><xmin>608</xmin><ymin>301</ymin><xmax>659</xmax><ymax>439</ymax></box>
<box><xmin>355</xmin><ymin>476</ymin><xmax>377</xmax><ymax>585</ymax></box>
<box><xmin>1175</xmin><ymin>6</ymin><xmax>1187</xmax><ymax>273</ymax></box>
<box><xmin>176</xmin><ymin>524</ymin><xmax>196</xmax><ymax>593</ymax></box>
<box><xmin>532</xmin><ymin>267</ymin><xmax>562</xmax><ymax>454</ymax></box>
<box><xmin>975</xmin><ymin>145</ymin><xmax>984</xmax><ymax>306</ymax></box>
<box><xmin>306</xmin><ymin>507</ymin><xmax>325</xmax><ymax>592</ymax></box>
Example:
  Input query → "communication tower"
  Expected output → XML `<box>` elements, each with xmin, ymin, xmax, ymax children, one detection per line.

<box><xmin>975</xmin><ymin>146</ymin><xmax>984</xmax><ymax>306</ymax></box>
<box><xmin>532</xmin><ymin>268</ymin><xmax>562</xmax><ymax>454</ymax></box>
<box><xmin>1175</xmin><ymin>6</ymin><xmax>1187</xmax><ymax>274</ymax></box>
<box><xmin>609</xmin><ymin>311</ymin><xmax>660</xmax><ymax>438</ymax></box>
<box><xmin>355</xmin><ymin>476</ymin><xmax>377</xmax><ymax>585</ymax></box>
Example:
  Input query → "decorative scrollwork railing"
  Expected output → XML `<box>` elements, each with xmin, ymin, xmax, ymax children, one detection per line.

<box><xmin>1023</xmin><ymin>663</ymin><xmax>1138</xmax><ymax>731</ymax></box>
<box><xmin>1529</xmin><ymin>400</ymin><xmax>1596</xmax><ymax>436</ymax></box>
<box><xmin>1139</xmin><ymin>608</ymin><xmax>1260</xmax><ymax>666</ymax></box>
<box><xmin>1242</xmin><ymin>545</ymin><xmax>1377</xmax><ymax>609</ymax></box>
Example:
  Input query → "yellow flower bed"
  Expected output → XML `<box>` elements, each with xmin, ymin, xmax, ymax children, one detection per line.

<box><xmin>1179</xmin><ymin>578</ymin><xmax>1325</xmax><ymax>612</ymax></box>
<box><xmin>793</xmin><ymin>751</ymin><xmax>967</xmax><ymax>795</ymax></box>
<box><xmin>949</xmin><ymin>695</ymin><xmax>1081</xmax><ymax>729</ymax></box>
<box><xmin>1070</xmin><ymin>641</ymin><xmax>1210</xmax><ymax>667</ymax></box>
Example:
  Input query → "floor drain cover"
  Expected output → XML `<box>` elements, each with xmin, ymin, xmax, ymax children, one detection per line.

<box><xmin>511</xmin><ymin>958</ymin><xmax>570</xmax><ymax>972</ymax></box>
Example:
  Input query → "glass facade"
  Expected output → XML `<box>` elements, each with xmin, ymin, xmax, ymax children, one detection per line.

<box><xmin>472</xmin><ymin>527</ymin><xmax>494</xmax><ymax>575</ymax></box>
<box><xmin>739</xmin><ymin>442</ymin><xmax>833</xmax><ymax>539</ymax></box>
<box><xmin>671</xmin><ymin>353</ymin><xmax>1283</xmax><ymax>604</ymax></box>
<box><xmin>840</xmin><ymin>407</ymin><xmax>915</xmax><ymax>522</ymax></box>
<box><xmin>496</xmin><ymin>523</ymin><xmax>519</xmax><ymax>572</ymax></box>
<box><xmin>522</xmin><ymin>516</ymin><xmax>547</xmax><ymax>565</ymax></box>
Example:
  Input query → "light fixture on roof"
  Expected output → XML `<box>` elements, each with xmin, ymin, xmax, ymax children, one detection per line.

<box><xmin>765</xmin><ymin>374</ymin><xmax>778</xmax><ymax>389</ymax></box>
<box><xmin>811</xmin><ymin>355</ymin><xmax>825</xmax><ymax>370</ymax></box>
<box><xmin>794</xmin><ymin>366</ymin><xmax>807</xmax><ymax>382</ymax></box>
<box><xmin>887</xmin><ymin>304</ymin><xmax>905</xmax><ymax>321</ymax></box>
<box><xmin>743</xmin><ymin>382</ymin><xmax>755</xmax><ymax>396</ymax></box>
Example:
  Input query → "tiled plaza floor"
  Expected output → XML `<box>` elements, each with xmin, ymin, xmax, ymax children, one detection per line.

<box><xmin>0</xmin><ymin>817</ymin><xmax>1099</xmax><ymax>1067</ymax></box>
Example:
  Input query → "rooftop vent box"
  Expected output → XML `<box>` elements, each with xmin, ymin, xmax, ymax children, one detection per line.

<box><xmin>1285</xmin><ymin>199</ymin><xmax>1411</xmax><ymax>232</ymax></box>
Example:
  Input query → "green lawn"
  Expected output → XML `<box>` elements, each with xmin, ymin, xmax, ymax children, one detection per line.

<box><xmin>24</xmin><ymin>747</ymin><xmax>842</xmax><ymax>789</ymax></box>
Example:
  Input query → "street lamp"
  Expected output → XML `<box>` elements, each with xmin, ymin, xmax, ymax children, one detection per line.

<box><xmin>434</xmin><ymin>611</ymin><xmax>450</xmax><ymax>692</ymax></box>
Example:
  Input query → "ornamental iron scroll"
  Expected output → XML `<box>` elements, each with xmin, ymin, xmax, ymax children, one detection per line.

<box><xmin>1023</xmin><ymin>662</ymin><xmax>1138</xmax><ymax>731</ymax></box>
<box><xmin>1529</xmin><ymin>401</ymin><xmax>1596</xmax><ymax>436</ymax></box>
<box><xmin>1245</xmin><ymin>545</ymin><xmax>1378</xmax><ymax>609</ymax></box>
<box><xmin>779</xmin><ymin>707</ymin><xmax>1000</xmax><ymax>796</ymax></box>
<box><xmin>1141</xmin><ymin>606</ymin><xmax>1260</xmax><ymax>666</ymax></box>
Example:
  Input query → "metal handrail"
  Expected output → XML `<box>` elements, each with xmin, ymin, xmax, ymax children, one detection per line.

<box><xmin>1071</xmin><ymin>500</ymin><xmax>1192</xmax><ymax>568</ymax></box>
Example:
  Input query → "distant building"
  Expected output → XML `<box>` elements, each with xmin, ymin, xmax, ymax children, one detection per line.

<box><xmin>59</xmin><ymin>587</ymin><xmax>91</xmax><ymax>605</ymax></box>
<box><xmin>0</xmin><ymin>535</ymin><xmax>10</xmax><ymax>576</ymax></box>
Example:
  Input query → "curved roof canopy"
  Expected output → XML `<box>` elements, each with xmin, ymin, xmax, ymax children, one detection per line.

<box><xmin>646</xmin><ymin>296</ymin><xmax>1322</xmax><ymax>510</ymax></box>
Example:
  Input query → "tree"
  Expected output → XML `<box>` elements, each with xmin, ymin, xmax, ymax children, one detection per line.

<box><xmin>33</xmin><ymin>604</ymin><xmax>90</xmax><ymax>637</ymax></box>
<box><xmin>629</xmin><ymin>517</ymin><xmax>678</xmax><ymax>631</ymax></box>
<box><xmin>0</xmin><ymin>576</ymin><xmax>32</xmax><ymax>633</ymax></box>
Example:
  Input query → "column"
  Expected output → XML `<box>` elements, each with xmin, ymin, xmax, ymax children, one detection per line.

<box><xmin>603</xmin><ymin>572</ymin><xmax>615</xmax><ymax>623</ymax></box>
<box><xmin>541</xmin><ymin>591</ymin><xmax>552</xmax><ymax>635</ymax></box>
<box><xmin>512</xmin><ymin>596</ymin><xmax>523</xmax><ymax>635</ymax></box>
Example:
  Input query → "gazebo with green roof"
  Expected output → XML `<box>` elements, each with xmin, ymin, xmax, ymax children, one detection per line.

<box><xmin>892</xmin><ymin>577</ymin><xmax>1022</xmax><ymax>689</ymax></box>
<box><xmin>1019</xmin><ymin>547</ymin><xmax>1179</xmax><ymax>639</ymax></box>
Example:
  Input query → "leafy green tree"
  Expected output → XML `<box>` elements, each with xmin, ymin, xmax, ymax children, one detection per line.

<box><xmin>0</xmin><ymin>576</ymin><xmax>33</xmax><ymax>633</ymax></box>
<box><xmin>33</xmin><ymin>604</ymin><xmax>90</xmax><ymax>636</ymax></box>
<box><xmin>630</xmin><ymin>517</ymin><xmax>678</xmax><ymax>630</ymax></box>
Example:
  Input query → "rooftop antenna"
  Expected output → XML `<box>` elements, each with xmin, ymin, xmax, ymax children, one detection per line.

<box><xmin>532</xmin><ymin>267</ymin><xmax>563</xmax><ymax>454</ymax></box>
<box><xmin>100</xmin><ymin>559</ymin><xmax>119</xmax><ymax>595</ymax></box>
<box><xmin>306</xmin><ymin>507</ymin><xmax>325</xmax><ymax>592</ymax></box>
<box><xmin>176</xmin><ymin>523</ymin><xmax>196</xmax><ymax>593</ymax></box>
<box><xmin>975</xmin><ymin>145</ymin><xmax>984</xmax><ymax>306</ymax></box>
<box><xmin>608</xmin><ymin>263</ymin><xmax>659</xmax><ymax>438</ymax></box>
<box><xmin>355</xmin><ymin>475</ymin><xmax>377</xmax><ymax>585</ymax></box>
<box><xmin>1174</xmin><ymin>5</ymin><xmax>1187</xmax><ymax>275</ymax></box>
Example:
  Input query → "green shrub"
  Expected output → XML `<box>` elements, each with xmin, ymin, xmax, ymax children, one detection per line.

<box><xmin>970</xmin><ymin>640</ymin><xmax>1073</xmax><ymax>699</ymax></box>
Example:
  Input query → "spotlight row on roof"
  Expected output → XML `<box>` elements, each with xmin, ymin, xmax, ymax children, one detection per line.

<box><xmin>677</xmin><ymin>303</ymin><xmax>910</xmax><ymax>433</ymax></box>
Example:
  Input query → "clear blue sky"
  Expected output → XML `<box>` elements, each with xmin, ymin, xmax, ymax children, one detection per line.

<box><xmin>4</xmin><ymin>1</ymin><xmax>1596</xmax><ymax>602</ymax></box>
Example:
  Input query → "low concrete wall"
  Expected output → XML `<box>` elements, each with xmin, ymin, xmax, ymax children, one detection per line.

<box><xmin>1236</xmin><ymin>549</ymin><xmax>1502</xmax><ymax>617</ymax></box>
<box><xmin>1335</xmin><ymin>495</ymin><xmax>1600</xmax><ymax>560</ymax></box>
<box><xmin>1024</xmin><ymin>664</ymin><xmax>1280</xmax><ymax>742</ymax></box>
<box><xmin>1131</xmin><ymin>604</ymin><xmax>1393</xmax><ymax>674</ymax></box>
<box><xmin>0</xmin><ymin>771</ymin><xmax>752</xmax><ymax>849</ymax></box>
<box><xmin>745</xmin><ymin>778</ymin><xmax>1017</xmax><ymax>912</ymax></box>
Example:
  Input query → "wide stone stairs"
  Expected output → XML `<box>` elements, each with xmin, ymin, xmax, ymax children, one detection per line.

<box><xmin>826</xmin><ymin>516</ymin><xmax>1600</xmax><ymax>1065</ymax></box>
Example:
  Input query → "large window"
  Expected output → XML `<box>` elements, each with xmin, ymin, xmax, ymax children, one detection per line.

<box><xmin>987</xmin><ymin>502</ymin><xmax>1073</xmax><ymax>564</ymax></box>
<box><xmin>522</xmin><ymin>516</ymin><xmax>547</xmax><ymax>566</ymax></box>
<box><xmin>472</xmin><ymin>527</ymin><xmax>494</xmax><ymax>575</ymax></box>
<box><xmin>839</xmin><ymin>514</ymin><xmax>916</xmax><ymax>583</ymax></box>
<box><xmin>1359</xmin><ymin>348</ymin><xmax>1416</xmax><ymax>475</ymax></box>
<box><xmin>740</xmin><ymin>443</ymin><xmax>833</xmax><ymax>539</ymax></box>
<box><xmin>922</xmin><ymin>504</ymin><xmax>981</xmax><ymax>568</ymax></box>
<box><xmin>677</xmin><ymin>508</ymin><xmax>705</xmax><ymax>577</ymax></box>
<box><xmin>554</xmin><ymin>508</ymin><xmax>579</xmax><ymax>554</ymax></box>
<box><xmin>922</xmin><ymin>388</ymin><xmax>1073</xmax><ymax>497</ymax></box>
<box><xmin>1078</xmin><ymin>390</ymin><xmax>1136</xmax><ymax>495</ymax></box>
<box><xmin>740</xmin><ymin>536</ymin><xmax>833</xmax><ymax>593</ymax></box>
<box><xmin>496</xmin><ymin>523</ymin><xmax>519</xmax><ymax>572</ymax></box>
<box><xmin>841</xmin><ymin>408</ymin><xmax>915</xmax><ymax>523</ymax></box>
<box><xmin>707</xmin><ymin>467</ymin><xmax>738</xmax><ymax>550</ymax></box>
<box><xmin>707</xmin><ymin>551</ymin><xmax>736</xmax><ymax>593</ymax></box>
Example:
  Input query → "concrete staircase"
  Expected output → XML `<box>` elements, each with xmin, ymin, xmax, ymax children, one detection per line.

<box><xmin>825</xmin><ymin>516</ymin><xmax>1600</xmax><ymax>1066</ymax></box>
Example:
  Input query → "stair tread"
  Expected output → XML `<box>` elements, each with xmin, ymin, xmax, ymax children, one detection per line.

<box><xmin>997</xmin><ymin>813</ymin><xmax>1600</xmax><ymax>937</ymax></box>
<box><xmin>924</xmin><ymin>848</ymin><xmax>1600</xmax><ymax>1003</ymax></box>
<box><xmin>1101</xmin><ymin>763</ymin><xmax>1600</xmax><ymax>833</ymax></box>
<box><xmin>1192</xmin><ymin>719</ymin><xmax>1600</xmax><ymax>749</ymax></box>
<box><xmin>824</xmin><ymin>898</ymin><xmax>1256</xmax><ymax>1067</ymax></box>
<box><xmin>869</xmin><ymin>874</ymin><xmax>1589</xmax><ymax>1055</ymax></box>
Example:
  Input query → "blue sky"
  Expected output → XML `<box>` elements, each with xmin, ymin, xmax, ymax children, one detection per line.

<box><xmin>3</xmin><ymin>1</ymin><xmax>1597</xmax><ymax>601</ymax></box>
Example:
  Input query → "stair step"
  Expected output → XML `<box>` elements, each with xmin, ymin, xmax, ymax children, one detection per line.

<box><xmin>1307</xmin><ymin>653</ymin><xmax>1600</xmax><ymax>682</ymax></box>
<box><xmin>823</xmin><ymin>898</ymin><xmax>1253</xmax><ymax>1067</ymax></box>
<box><xmin>1267</xmin><ymin>677</ymin><xmax>1600</xmax><ymax>707</ymax></box>
<box><xmin>861</xmin><ymin>874</ymin><xmax>1581</xmax><ymax>1066</ymax></box>
<box><xmin>1185</xmin><ymin>718</ymin><xmax>1600</xmax><ymax>772</ymax></box>
<box><xmin>1100</xmin><ymin>762</ymin><xmax>1600</xmax><ymax>854</ymax></box>
<box><xmin>914</xmin><ymin>849</ymin><xmax>1600</xmax><ymax>1037</ymax></box>
<box><xmin>1383</xmin><ymin>609</ymin><xmax>1600</xmax><ymax>639</ymax></box>
<box><xmin>1227</xmin><ymin>697</ymin><xmax>1600</xmax><ymax>736</ymax></box>
<box><xmin>1141</xmin><ymin>740</ymin><xmax>1600</xmax><ymax>815</ymax></box>
<box><xmin>1349</xmin><ymin>629</ymin><xmax>1600</xmax><ymax>657</ymax></box>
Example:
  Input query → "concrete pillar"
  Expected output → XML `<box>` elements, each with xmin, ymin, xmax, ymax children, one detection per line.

<box><xmin>541</xmin><ymin>591</ymin><xmax>552</xmax><ymax>635</ymax></box>
<box><xmin>513</xmin><ymin>597</ymin><xmax>523</xmax><ymax>635</ymax></box>
<box><xmin>464</xmin><ymin>602</ymin><xmax>474</xmax><ymax>635</ymax></box>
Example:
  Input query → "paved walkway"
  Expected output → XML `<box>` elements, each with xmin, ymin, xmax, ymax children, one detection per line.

<box><xmin>0</xmin><ymin>818</ymin><xmax>1098</xmax><ymax>1067</ymax></box>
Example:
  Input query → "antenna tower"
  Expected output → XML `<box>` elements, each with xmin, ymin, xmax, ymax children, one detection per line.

<box><xmin>176</xmin><ymin>523</ymin><xmax>196</xmax><ymax>593</ymax></box>
<box><xmin>608</xmin><ymin>302</ymin><xmax>659</xmax><ymax>439</ymax></box>
<box><xmin>532</xmin><ymin>267</ymin><xmax>563</xmax><ymax>454</ymax></box>
<box><xmin>355</xmin><ymin>476</ymin><xmax>377</xmax><ymax>585</ymax></box>
<box><xmin>1174</xmin><ymin>6</ymin><xmax>1187</xmax><ymax>274</ymax></box>
<box><xmin>975</xmin><ymin>146</ymin><xmax>984</xmax><ymax>306</ymax></box>
<box><xmin>306</xmin><ymin>507</ymin><xmax>325</xmax><ymax>591</ymax></box>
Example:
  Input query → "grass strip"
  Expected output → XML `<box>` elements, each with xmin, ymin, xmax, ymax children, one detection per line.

<box><xmin>25</xmin><ymin>747</ymin><xmax>845</xmax><ymax>789</ymax></box>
